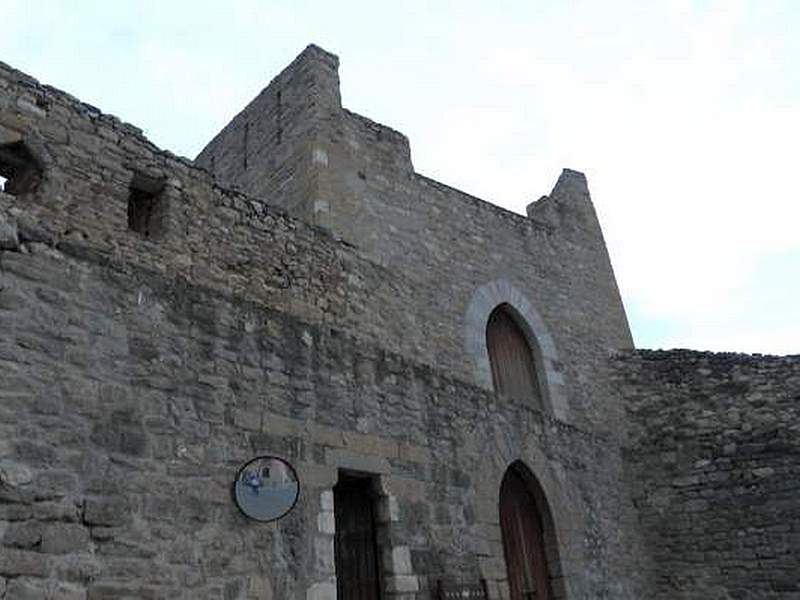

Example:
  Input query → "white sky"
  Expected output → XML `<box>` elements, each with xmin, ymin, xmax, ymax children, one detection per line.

<box><xmin>2</xmin><ymin>1</ymin><xmax>798</xmax><ymax>355</ymax></box>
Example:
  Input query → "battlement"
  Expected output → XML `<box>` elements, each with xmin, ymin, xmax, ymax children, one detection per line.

<box><xmin>195</xmin><ymin>44</ymin><xmax>592</xmax><ymax>243</ymax></box>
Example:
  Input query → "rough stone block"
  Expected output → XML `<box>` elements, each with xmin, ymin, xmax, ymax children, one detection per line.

<box><xmin>52</xmin><ymin>585</ymin><xmax>88</xmax><ymax>600</ymax></box>
<box><xmin>83</xmin><ymin>496</ymin><xmax>130</xmax><ymax>527</ymax></box>
<box><xmin>2</xmin><ymin>521</ymin><xmax>42</xmax><ymax>549</ymax></box>
<box><xmin>297</xmin><ymin>463</ymin><xmax>337</xmax><ymax>488</ymax></box>
<box><xmin>41</xmin><ymin>523</ymin><xmax>90</xmax><ymax>554</ymax></box>
<box><xmin>32</xmin><ymin>470</ymin><xmax>78</xmax><ymax>500</ymax></box>
<box><xmin>0</xmin><ymin>548</ymin><xmax>50</xmax><ymax>577</ymax></box>
<box><xmin>5</xmin><ymin>577</ymin><xmax>48</xmax><ymax>600</ymax></box>
<box><xmin>398</xmin><ymin>443</ymin><xmax>431</xmax><ymax>464</ymax></box>
<box><xmin>0</xmin><ymin>460</ymin><xmax>33</xmax><ymax>487</ymax></box>
<box><xmin>325</xmin><ymin>448</ymin><xmax>391</xmax><ymax>474</ymax></box>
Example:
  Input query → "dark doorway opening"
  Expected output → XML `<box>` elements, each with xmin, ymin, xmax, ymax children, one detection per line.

<box><xmin>334</xmin><ymin>474</ymin><xmax>382</xmax><ymax>600</ymax></box>
<box><xmin>500</xmin><ymin>464</ymin><xmax>555</xmax><ymax>600</ymax></box>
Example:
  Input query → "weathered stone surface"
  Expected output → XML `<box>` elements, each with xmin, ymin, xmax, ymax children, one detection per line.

<box><xmin>52</xmin><ymin>583</ymin><xmax>88</xmax><ymax>600</ymax></box>
<box><xmin>615</xmin><ymin>350</ymin><xmax>800</xmax><ymax>599</ymax></box>
<box><xmin>4</xmin><ymin>577</ymin><xmax>48</xmax><ymax>600</ymax></box>
<box><xmin>0</xmin><ymin>548</ymin><xmax>50</xmax><ymax>577</ymax></box>
<box><xmin>83</xmin><ymin>497</ymin><xmax>131</xmax><ymax>527</ymax></box>
<box><xmin>0</xmin><ymin>44</ymin><xmax>794</xmax><ymax>600</ymax></box>
<box><xmin>41</xmin><ymin>522</ymin><xmax>91</xmax><ymax>554</ymax></box>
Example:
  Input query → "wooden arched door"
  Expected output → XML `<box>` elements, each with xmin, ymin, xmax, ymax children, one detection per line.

<box><xmin>486</xmin><ymin>304</ymin><xmax>543</xmax><ymax>409</ymax></box>
<box><xmin>500</xmin><ymin>466</ymin><xmax>554</xmax><ymax>600</ymax></box>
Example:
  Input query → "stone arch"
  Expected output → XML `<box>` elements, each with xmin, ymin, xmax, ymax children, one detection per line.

<box><xmin>464</xmin><ymin>279</ymin><xmax>568</xmax><ymax>421</ymax></box>
<box><xmin>499</xmin><ymin>460</ymin><xmax>567</xmax><ymax>600</ymax></box>
<box><xmin>475</xmin><ymin>431</ymin><xmax>583</xmax><ymax>599</ymax></box>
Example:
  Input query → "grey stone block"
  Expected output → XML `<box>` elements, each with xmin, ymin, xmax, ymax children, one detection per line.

<box><xmin>41</xmin><ymin>523</ymin><xmax>90</xmax><ymax>554</ymax></box>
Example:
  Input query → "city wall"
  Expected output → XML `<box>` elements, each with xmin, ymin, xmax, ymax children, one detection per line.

<box><xmin>615</xmin><ymin>350</ymin><xmax>800</xmax><ymax>599</ymax></box>
<box><xmin>0</xmin><ymin>51</ymin><xmax>648</xmax><ymax>599</ymax></box>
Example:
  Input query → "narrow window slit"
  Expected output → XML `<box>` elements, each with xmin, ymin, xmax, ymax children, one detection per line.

<box><xmin>127</xmin><ymin>173</ymin><xmax>166</xmax><ymax>238</ymax></box>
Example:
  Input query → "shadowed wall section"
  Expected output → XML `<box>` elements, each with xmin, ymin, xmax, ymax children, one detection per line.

<box><xmin>615</xmin><ymin>350</ymin><xmax>800</xmax><ymax>599</ymax></box>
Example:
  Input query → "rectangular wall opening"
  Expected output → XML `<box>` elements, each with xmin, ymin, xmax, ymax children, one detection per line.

<box><xmin>0</xmin><ymin>141</ymin><xmax>42</xmax><ymax>196</ymax></box>
<box><xmin>127</xmin><ymin>173</ymin><xmax>166</xmax><ymax>238</ymax></box>
<box><xmin>334</xmin><ymin>473</ymin><xmax>383</xmax><ymax>600</ymax></box>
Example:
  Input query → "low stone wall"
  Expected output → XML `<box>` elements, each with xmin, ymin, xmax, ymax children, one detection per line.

<box><xmin>615</xmin><ymin>349</ymin><xmax>800</xmax><ymax>599</ymax></box>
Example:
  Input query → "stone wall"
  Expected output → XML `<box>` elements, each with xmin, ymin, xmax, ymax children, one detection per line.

<box><xmin>0</xmin><ymin>245</ymin><xmax>649</xmax><ymax>599</ymax></box>
<box><xmin>615</xmin><ymin>350</ymin><xmax>800</xmax><ymax>599</ymax></box>
<box><xmin>0</xmin><ymin>50</ymin><xmax>653</xmax><ymax>599</ymax></box>
<box><xmin>196</xmin><ymin>45</ymin><xmax>634</xmax><ymax>436</ymax></box>
<box><xmin>0</xmin><ymin>55</ymin><xmax>435</xmax><ymax>386</ymax></box>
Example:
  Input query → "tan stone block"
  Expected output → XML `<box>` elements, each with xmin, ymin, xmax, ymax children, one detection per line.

<box><xmin>233</xmin><ymin>408</ymin><xmax>261</xmax><ymax>431</ymax></box>
<box><xmin>0</xmin><ymin>124</ymin><xmax>22</xmax><ymax>144</ymax></box>
<box><xmin>342</xmin><ymin>431</ymin><xmax>398</xmax><ymax>458</ymax></box>
<box><xmin>298</xmin><ymin>462</ymin><xmax>337</xmax><ymax>488</ymax></box>
<box><xmin>398</xmin><ymin>442</ymin><xmax>431</xmax><ymax>464</ymax></box>
<box><xmin>325</xmin><ymin>448</ymin><xmax>391</xmax><ymax>474</ymax></box>
<box><xmin>0</xmin><ymin>112</ymin><xmax>29</xmax><ymax>131</ymax></box>
<box><xmin>312</xmin><ymin>424</ymin><xmax>346</xmax><ymax>448</ymax></box>
<box><xmin>380</xmin><ymin>477</ymin><xmax>427</xmax><ymax>502</ymax></box>
<box><xmin>263</xmin><ymin>412</ymin><xmax>304</xmax><ymax>436</ymax></box>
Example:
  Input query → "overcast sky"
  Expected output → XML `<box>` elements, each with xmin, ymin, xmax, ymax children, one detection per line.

<box><xmin>2</xmin><ymin>1</ymin><xmax>797</xmax><ymax>355</ymax></box>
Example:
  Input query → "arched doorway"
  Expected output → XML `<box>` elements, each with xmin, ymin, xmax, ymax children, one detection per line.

<box><xmin>499</xmin><ymin>463</ymin><xmax>557</xmax><ymax>600</ymax></box>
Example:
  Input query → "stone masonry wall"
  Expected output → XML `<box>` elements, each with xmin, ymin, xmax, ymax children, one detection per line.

<box><xmin>195</xmin><ymin>46</ymin><xmax>341</xmax><ymax>223</ymax></box>
<box><xmin>197</xmin><ymin>45</ymin><xmax>634</xmax><ymax>436</ymax></box>
<box><xmin>0</xmin><ymin>245</ymin><xmax>648</xmax><ymax>599</ymax></box>
<box><xmin>614</xmin><ymin>350</ymin><xmax>800</xmax><ymax>600</ymax></box>
<box><xmin>0</xmin><ymin>56</ymin><xmax>440</xmax><ymax>378</ymax></box>
<box><xmin>0</xmin><ymin>51</ymin><xmax>653</xmax><ymax>599</ymax></box>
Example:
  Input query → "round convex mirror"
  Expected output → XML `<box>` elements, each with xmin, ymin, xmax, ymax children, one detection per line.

<box><xmin>233</xmin><ymin>456</ymin><xmax>300</xmax><ymax>522</ymax></box>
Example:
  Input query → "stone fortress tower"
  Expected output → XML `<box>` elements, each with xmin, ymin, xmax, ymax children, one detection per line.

<box><xmin>0</xmin><ymin>44</ymin><xmax>797</xmax><ymax>599</ymax></box>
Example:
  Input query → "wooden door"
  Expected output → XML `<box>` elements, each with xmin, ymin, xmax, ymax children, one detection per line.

<box><xmin>334</xmin><ymin>477</ymin><xmax>382</xmax><ymax>600</ymax></box>
<box><xmin>500</xmin><ymin>468</ymin><xmax>553</xmax><ymax>600</ymax></box>
<box><xmin>486</xmin><ymin>306</ymin><xmax>541</xmax><ymax>407</ymax></box>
